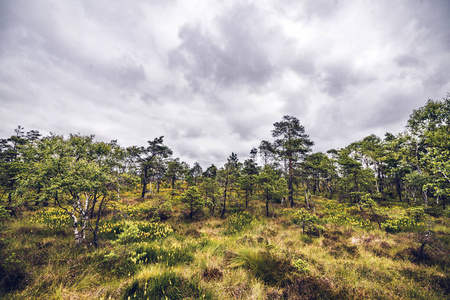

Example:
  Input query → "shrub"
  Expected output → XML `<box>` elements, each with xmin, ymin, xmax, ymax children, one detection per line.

<box><xmin>102</xmin><ymin>220</ymin><xmax>174</xmax><ymax>243</ymax></box>
<box><xmin>381</xmin><ymin>216</ymin><xmax>425</xmax><ymax>233</ymax></box>
<box><xmin>137</xmin><ymin>221</ymin><xmax>174</xmax><ymax>241</ymax></box>
<box><xmin>406</xmin><ymin>206</ymin><xmax>426</xmax><ymax>222</ymax></box>
<box><xmin>293</xmin><ymin>259</ymin><xmax>310</xmax><ymax>274</ymax></box>
<box><xmin>30</xmin><ymin>207</ymin><xmax>71</xmax><ymax>229</ymax></box>
<box><xmin>226</xmin><ymin>212</ymin><xmax>256</xmax><ymax>234</ymax></box>
<box><xmin>122</xmin><ymin>271</ymin><xmax>213</xmax><ymax>300</ymax></box>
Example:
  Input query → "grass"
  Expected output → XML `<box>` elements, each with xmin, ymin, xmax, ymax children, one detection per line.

<box><xmin>0</xmin><ymin>191</ymin><xmax>449</xmax><ymax>299</ymax></box>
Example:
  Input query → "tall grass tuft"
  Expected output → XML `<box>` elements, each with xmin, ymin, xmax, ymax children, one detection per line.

<box><xmin>122</xmin><ymin>270</ymin><xmax>213</xmax><ymax>300</ymax></box>
<box><xmin>132</xmin><ymin>242</ymin><xmax>194</xmax><ymax>266</ymax></box>
<box><xmin>230</xmin><ymin>248</ymin><xmax>294</xmax><ymax>286</ymax></box>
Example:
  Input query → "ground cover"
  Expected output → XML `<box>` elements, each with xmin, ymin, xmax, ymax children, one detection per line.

<box><xmin>0</xmin><ymin>191</ymin><xmax>449</xmax><ymax>299</ymax></box>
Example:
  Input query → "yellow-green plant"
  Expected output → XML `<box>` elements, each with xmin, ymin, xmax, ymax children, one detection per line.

<box><xmin>293</xmin><ymin>259</ymin><xmax>310</xmax><ymax>274</ymax></box>
<box><xmin>30</xmin><ymin>207</ymin><xmax>71</xmax><ymax>229</ymax></box>
<box><xmin>226</xmin><ymin>211</ymin><xmax>256</xmax><ymax>234</ymax></box>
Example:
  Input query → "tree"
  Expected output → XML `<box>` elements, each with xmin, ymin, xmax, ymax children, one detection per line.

<box><xmin>189</xmin><ymin>162</ymin><xmax>203</xmax><ymax>185</ymax></box>
<box><xmin>166</xmin><ymin>158</ymin><xmax>186</xmax><ymax>194</ymax></box>
<box><xmin>337</xmin><ymin>148</ymin><xmax>376</xmax><ymax>210</ymax></box>
<box><xmin>299</xmin><ymin>152</ymin><xmax>335</xmax><ymax>209</ymax></box>
<box><xmin>0</xmin><ymin>127</ymin><xmax>41</xmax><ymax>211</ymax></box>
<box><xmin>408</xmin><ymin>94</ymin><xmax>450</xmax><ymax>209</ymax></box>
<box><xmin>271</xmin><ymin>115</ymin><xmax>314</xmax><ymax>207</ymax></box>
<box><xmin>180</xmin><ymin>186</ymin><xmax>204</xmax><ymax>219</ymax></box>
<box><xmin>257</xmin><ymin>165</ymin><xmax>287</xmax><ymax>217</ymax></box>
<box><xmin>218</xmin><ymin>152</ymin><xmax>241</xmax><ymax>218</ymax></box>
<box><xmin>128</xmin><ymin>137</ymin><xmax>172</xmax><ymax>198</ymax></box>
<box><xmin>17</xmin><ymin>134</ymin><xmax>123</xmax><ymax>246</ymax></box>
<box><xmin>240</xmin><ymin>158</ymin><xmax>259</xmax><ymax>209</ymax></box>
<box><xmin>200</xmin><ymin>164</ymin><xmax>219</xmax><ymax>215</ymax></box>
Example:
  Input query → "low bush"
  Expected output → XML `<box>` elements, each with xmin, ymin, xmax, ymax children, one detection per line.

<box><xmin>101</xmin><ymin>220</ymin><xmax>174</xmax><ymax>243</ymax></box>
<box><xmin>226</xmin><ymin>212</ymin><xmax>256</xmax><ymax>234</ymax></box>
<box><xmin>293</xmin><ymin>259</ymin><xmax>310</xmax><ymax>275</ymax></box>
<box><xmin>30</xmin><ymin>207</ymin><xmax>71</xmax><ymax>229</ymax></box>
<box><xmin>381</xmin><ymin>216</ymin><xmax>425</xmax><ymax>233</ymax></box>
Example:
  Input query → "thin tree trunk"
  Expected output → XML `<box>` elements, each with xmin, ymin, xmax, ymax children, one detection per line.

<box><xmin>289</xmin><ymin>158</ymin><xmax>294</xmax><ymax>207</ymax></box>
<box><xmin>221</xmin><ymin>176</ymin><xmax>228</xmax><ymax>218</ymax></box>
<box><xmin>141</xmin><ymin>167</ymin><xmax>148</xmax><ymax>198</ymax></box>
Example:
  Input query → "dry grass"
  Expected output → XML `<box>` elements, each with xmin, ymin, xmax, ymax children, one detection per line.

<box><xmin>1</xmin><ymin>193</ymin><xmax>448</xmax><ymax>299</ymax></box>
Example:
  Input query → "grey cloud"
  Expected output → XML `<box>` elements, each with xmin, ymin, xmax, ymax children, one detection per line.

<box><xmin>316</xmin><ymin>64</ymin><xmax>375</xmax><ymax>97</ymax></box>
<box><xmin>423</xmin><ymin>66</ymin><xmax>450</xmax><ymax>91</ymax></box>
<box><xmin>304</xmin><ymin>0</ymin><xmax>341</xmax><ymax>19</ymax></box>
<box><xmin>395</xmin><ymin>54</ymin><xmax>425</xmax><ymax>68</ymax></box>
<box><xmin>289</xmin><ymin>58</ymin><xmax>315</xmax><ymax>77</ymax></box>
<box><xmin>364</xmin><ymin>92</ymin><xmax>417</xmax><ymax>129</ymax></box>
<box><xmin>169</xmin><ymin>3</ymin><xmax>285</xmax><ymax>89</ymax></box>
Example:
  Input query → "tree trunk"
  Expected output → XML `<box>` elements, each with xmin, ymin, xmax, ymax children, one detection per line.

<box><xmin>245</xmin><ymin>190</ymin><xmax>249</xmax><ymax>209</ymax></box>
<box><xmin>304</xmin><ymin>188</ymin><xmax>310</xmax><ymax>209</ymax></box>
<box><xmin>92</xmin><ymin>195</ymin><xmax>106</xmax><ymax>248</ymax></box>
<box><xmin>422</xmin><ymin>188</ymin><xmax>428</xmax><ymax>209</ymax></box>
<box><xmin>289</xmin><ymin>158</ymin><xmax>294</xmax><ymax>207</ymax></box>
<box><xmin>141</xmin><ymin>166</ymin><xmax>148</xmax><ymax>198</ymax></box>
<box><xmin>221</xmin><ymin>176</ymin><xmax>228</xmax><ymax>218</ymax></box>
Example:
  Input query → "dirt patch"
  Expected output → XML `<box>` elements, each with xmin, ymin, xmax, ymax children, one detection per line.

<box><xmin>283</xmin><ymin>276</ymin><xmax>337</xmax><ymax>300</ymax></box>
<box><xmin>202</xmin><ymin>267</ymin><xmax>223</xmax><ymax>281</ymax></box>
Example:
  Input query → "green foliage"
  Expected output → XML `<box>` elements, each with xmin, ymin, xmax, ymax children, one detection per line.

<box><xmin>293</xmin><ymin>259</ymin><xmax>310</xmax><ymax>274</ymax></box>
<box><xmin>292</xmin><ymin>208</ymin><xmax>318</xmax><ymax>233</ymax></box>
<box><xmin>406</xmin><ymin>206</ymin><xmax>426</xmax><ymax>222</ymax></box>
<box><xmin>381</xmin><ymin>216</ymin><xmax>426</xmax><ymax>233</ymax></box>
<box><xmin>100</xmin><ymin>220</ymin><xmax>174</xmax><ymax>243</ymax></box>
<box><xmin>114</xmin><ymin>222</ymin><xmax>140</xmax><ymax>244</ymax></box>
<box><xmin>122</xmin><ymin>271</ymin><xmax>213</xmax><ymax>300</ymax></box>
<box><xmin>30</xmin><ymin>207</ymin><xmax>71</xmax><ymax>229</ymax></box>
<box><xmin>180</xmin><ymin>186</ymin><xmax>204</xmax><ymax>219</ymax></box>
<box><xmin>226</xmin><ymin>211</ymin><xmax>256</xmax><ymax>234</ymax></box>
<box><xmin>322</xmin><ymin>202</ymin><xmax>374</xmax><ymax>229</ymax></box>
<box><xmin>0</xmin><ymin>205</ymin><xmax>11</xmax><ymax>222</ymax></box>
<box><xmin>0</xmin><ymin>251</ymin><xmax>30</xmax><ymax>293</ymax></box>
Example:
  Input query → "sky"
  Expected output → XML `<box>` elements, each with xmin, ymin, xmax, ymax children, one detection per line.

<box><xmin>1</xmin><ymin>0</ymin><xmax>449</xmax><ymax>167</ymax></box>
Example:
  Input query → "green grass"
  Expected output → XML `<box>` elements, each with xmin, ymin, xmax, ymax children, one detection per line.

<box><xmin>0</xmin><ymin>192</ymin><xmax>449</xmax><ymax>299</ymax></box>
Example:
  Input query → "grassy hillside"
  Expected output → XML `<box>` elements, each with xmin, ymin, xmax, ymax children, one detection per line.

<box><xmin>1</xmin><ymin>190</ymin><xmax>449</xmax><ymax>299</ymax></box>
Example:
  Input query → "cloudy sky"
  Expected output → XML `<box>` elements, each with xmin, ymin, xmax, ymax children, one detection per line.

<box><xmin>1</xmin><ymin>0</ymin><xmax>449</xmax><ymax>167</ymax></box>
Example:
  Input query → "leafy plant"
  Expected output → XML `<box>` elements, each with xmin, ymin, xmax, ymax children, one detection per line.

<box><xmin>292</xmin><ymin>208</ymin><xmax>318</xmax><ymax>233</ymax></box>
<box><xmin>293</xmin><ymin>259</ymin><xmax>310</xmax><ymax>274</ymax></box>
<box><xmin>407</xmin><ymin>206</ymin><xmax>426</xmax><ymax>222</ymax></box>
<box><xmin>226</xmin><ymin>211</ymin><xmax>256</xmax><ymax>234</ymax></box>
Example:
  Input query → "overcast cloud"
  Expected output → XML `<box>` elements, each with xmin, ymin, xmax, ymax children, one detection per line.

<box><xmin>1</xmin><ymin>0</ymin><xmax>449</xmax><ymax>167</ymax></box>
